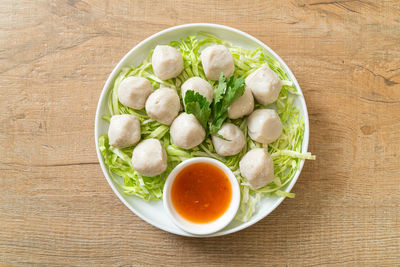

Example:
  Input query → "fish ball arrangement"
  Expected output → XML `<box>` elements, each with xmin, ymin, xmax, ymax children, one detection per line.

<box><xmin>99</xmin><ymin>33</ymin><xmax>314</xmax><ymax>221</ymax></box>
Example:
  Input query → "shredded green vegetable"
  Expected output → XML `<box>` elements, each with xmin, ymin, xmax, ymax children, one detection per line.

<box><xmin>99</xmin><ymin>33</ymin><xmax>315</xmax><ymax>221</ymax></box>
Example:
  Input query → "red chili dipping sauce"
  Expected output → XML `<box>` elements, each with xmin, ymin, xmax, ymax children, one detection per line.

<box><xmin>171</xmin><ymin>162</ymin><xmax>232</xmax><ymax>223</ymax></box>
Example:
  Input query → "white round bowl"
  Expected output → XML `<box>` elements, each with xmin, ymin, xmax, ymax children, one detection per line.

<box><xmin>95</xmin><ymin>23</ymin><xmax>309</xmax><ymax>237</ymax></box>
<box><xmin>163</xmin><ymin>157</ymin><xmax>241</xmax><ymax>235</ymax></box>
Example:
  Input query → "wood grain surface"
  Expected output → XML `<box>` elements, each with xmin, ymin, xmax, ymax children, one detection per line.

<box><xmin>1</xmin><ymin>0</ymin><xmax>399</xmax><ymax>266</ymax></box>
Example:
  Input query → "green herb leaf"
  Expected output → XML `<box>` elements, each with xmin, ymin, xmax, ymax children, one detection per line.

<box><xmin>210</xmin><ymin>74</ymin><xmax>245</xmax><ymax>134</ymax></box>
<box><xmin>222</xmin><ymin>76</ymin><xmax>245</xmax><ymax>111</ymax></box>
<box><xmin>209</xmin><ymin>115</ymin><xmax>226</xmax><ymax>134</ymax></box>
<box><xmin>214</xmin><ymin>73</ymin><xmax>227</xmax><ymax>106</ymax></box>
<box><xmin>184</xmin><ymin>90</ymin><xmax>211</xmax><ymax>129</ymax></box>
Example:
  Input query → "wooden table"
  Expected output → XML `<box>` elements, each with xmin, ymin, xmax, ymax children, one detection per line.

<box><xmin>1</xmin><ymin>0</ymin><xmax>399</xmax><ymax>265</ymax></box>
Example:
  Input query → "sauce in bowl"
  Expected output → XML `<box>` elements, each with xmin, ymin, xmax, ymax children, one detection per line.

<box><xmin>171</xmin><ymin>162</ymin><xmax>232</xmax><ymax>223</ymax></box>
<box><xmin>163</xmin><ymin>157</ymin><xmax>240</xmax><ymax>235</ymax></box>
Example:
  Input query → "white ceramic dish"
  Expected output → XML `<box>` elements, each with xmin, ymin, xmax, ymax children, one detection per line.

<box><xmin>95</xmin><ymin>23</ymin><xmax>309</xmax><ymax>237</ymax></box>
<box><xmin>163</xmin><ymin>157</ymin><xmax>241</xmax><ymax>235</ymax></box>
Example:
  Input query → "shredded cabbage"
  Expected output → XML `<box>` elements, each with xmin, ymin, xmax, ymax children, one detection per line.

<box><xmin>99</xmin><ymin>33</ymin><xmax>315</xmax><ymax>221</ymax></box>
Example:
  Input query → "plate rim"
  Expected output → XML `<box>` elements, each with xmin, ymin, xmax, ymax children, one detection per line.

<box><xmin>94</xmin><ymin>23</ymin><xmax>309</xmax><ymax>237</ymax></box>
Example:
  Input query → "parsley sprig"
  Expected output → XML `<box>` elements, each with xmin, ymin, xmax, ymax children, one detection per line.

<box><xmin>184</xmin><ymin>73</ymin><xmax>245</xmax><ymax>135</ymax></box>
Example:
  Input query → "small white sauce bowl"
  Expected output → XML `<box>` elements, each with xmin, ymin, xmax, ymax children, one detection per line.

<box><xmin>163</xmin><ymin>157</ymin><xmax>241</xmax><ymax>235</ymax></box>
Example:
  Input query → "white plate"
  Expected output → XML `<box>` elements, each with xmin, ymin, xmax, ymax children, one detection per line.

<box><xmin>94</xmin><ymin>23</ymin><xmax>309</xmax><ymax>237</ymax></box>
